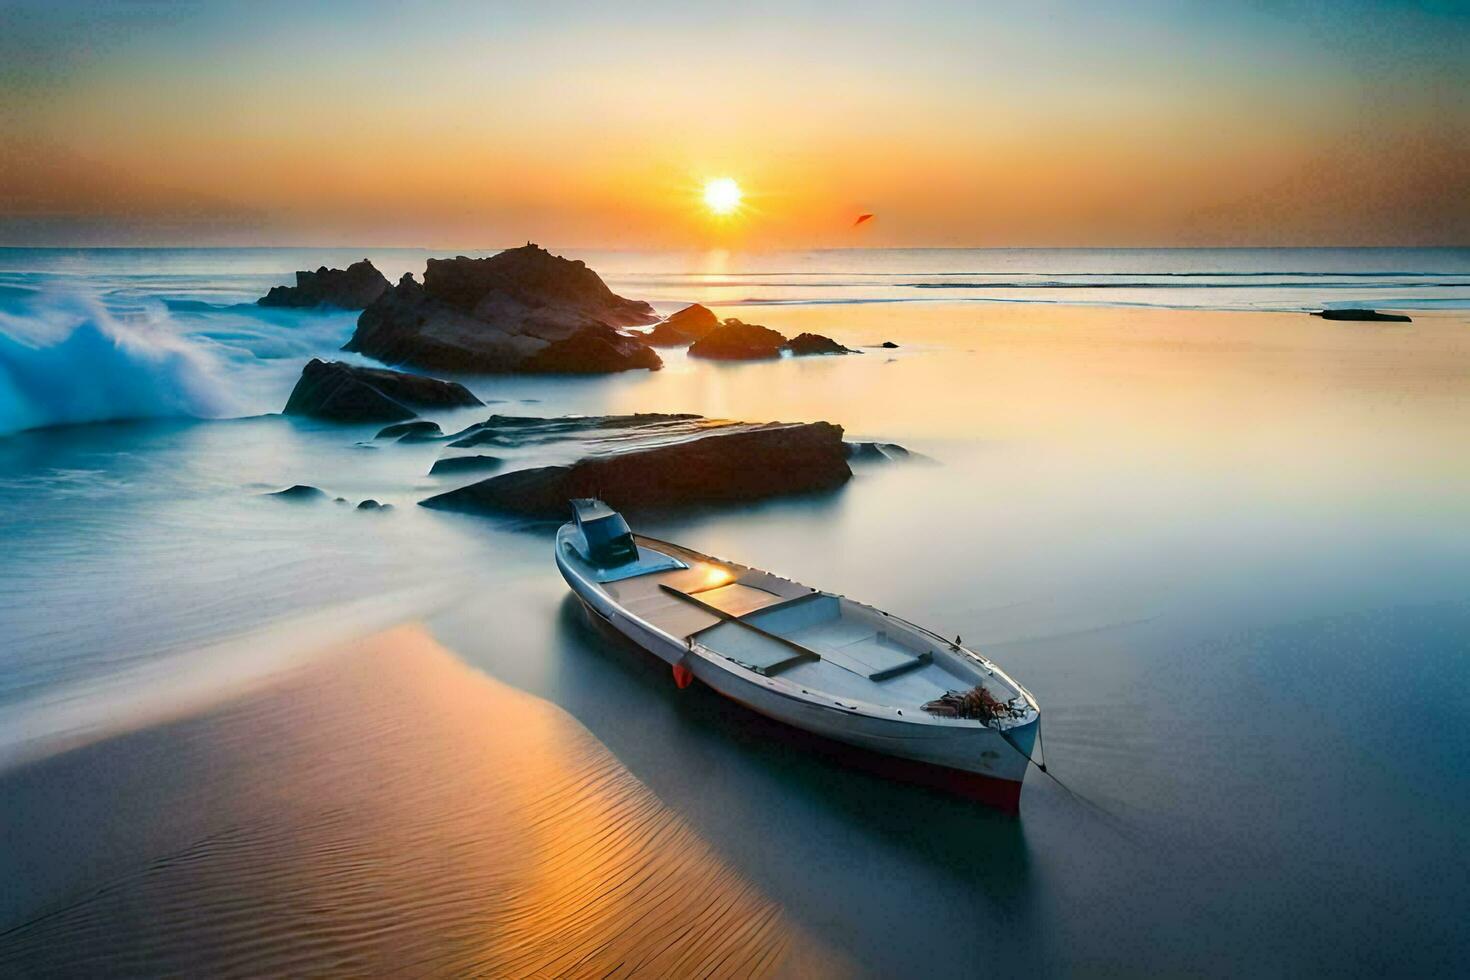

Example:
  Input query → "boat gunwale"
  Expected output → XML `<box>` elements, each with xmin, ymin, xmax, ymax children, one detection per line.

<box><xmin>557</xmin><ymin>526</ymin><xmax>1040</xmax><ymax>732</ymax></box>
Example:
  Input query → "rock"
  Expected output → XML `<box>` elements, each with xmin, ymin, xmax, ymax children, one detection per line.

<box><xmin>687</xmin><ymin>319</ymin><xmax>788</xmax><ymax>360</ymax></box>
<box><xmin>785</xmin><ymin>332</ymin><xmax>858</xmax><ymax>356</ymax></box>
<box><xmin>658</xmin><ymin>302</ymin><xmax>720</xmax><ymax>340</ymax></box>
<box><xmin>445</xmin><ymin>412</ymin><xmax>707</xmax><ymax>449</ymax></box>
<box><xmin>522</xmin><ymin>323</ymin><xmax>663</xmax><ymax>374</ymax></box>
<box><xmin>268</xmin><ymin>484</ymin><xmax>327</xmax><ymax>501</ymax></box>
<box><xmin>283</xmin><ymin>359</ymin><xmax>482</xmax><ymax>422</ymax></box>
<box><xmin>877</xmin><ymin>341</ymin><xmax>900</xmax><ymax>349</ymax></box>
<box><xmin>644</xmin><ymin>321</ymin><xmax>696</xmax><ymax>347</ymax></box>
<box><xmin>846</xmin><ymin>441</ymin><xmax>912</xmax><ymax>462</ymax></box>
<box><xmin>344</xmin><ymin>244</ymin><xmax>662</xmax><ymax>374</ymax></box>
<box><xmin>1312</xmin><ymin>309</ymin><xmax>1412</xmax><ymax>323</ymax></box>
<box><xmin>376</xmin><ymin>420</ymin><xmax>443</xmax><ymax>440</ymax></box>
<box><xmin>258</xmin><ymin>260</ymin><xmax>391</xmax><ymax>309</ymax></box>
<box><xmin>429</xmin><ymin>454</ymin><xmax>506</xmax><ymax>476</ymax></box>
<box><xmin>422</xmin><ymin>421</ymin><xmax>850</xmax><ymax>517</ymax></box>
<box><xmin>357</xmin><ymin>499</ymin><xmax>392</xmax><ymax>510</ymax></box>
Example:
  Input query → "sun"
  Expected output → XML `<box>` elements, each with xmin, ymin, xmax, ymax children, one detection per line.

<box><xmin>702</xmin><ymin>177</ymin><xmax>742</xmax><ymax>216</ymax></box>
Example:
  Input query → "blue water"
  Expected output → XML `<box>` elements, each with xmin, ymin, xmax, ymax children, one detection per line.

<box><xmin>1</xmin><ymin>246</ymin><xmax>1468</xmax><ymax>975</ymax></box>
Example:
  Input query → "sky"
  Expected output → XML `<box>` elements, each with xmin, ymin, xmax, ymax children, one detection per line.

<box><xmin>1</xmin><ymin>0</ymin><xmax>1466</xmax><ymax>248</ymax></box>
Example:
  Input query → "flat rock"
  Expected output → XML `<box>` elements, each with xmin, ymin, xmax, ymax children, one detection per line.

<box><xmin>1312</xmin><ymin>308</ymin><xmax>1412</xmax><ymax>323</ymax></box>
<box><xmin>344</xmin><ymin>244</ymin><xmax>662</xmax><ymax>374</ymax></box>
<box><xmin>429</xmin><ymin>454</ymin><xmax>506</xmax><ymax>476</ymax></box>
<box><xmin>376</xmin><ymin>420</ymin><xmax>443</xmax><ymax>440</ymax></box>
<box><xmin>786</xmin><ymin>332</ymin><xmax>858</xmax><ymax>355</ymax></box>
<box><xmin>422</xmin><ymin>420</ymin><xmax>850</xmax><ymax>517</ymax></box>
<box><xmin>283</xmin><ymin>359</ymin><xmax>482</xmax><ymax>422</ymax></box>
<box><xmin>687</xmin><ymin>319</ymin><xmax>788</xmax><ymax>360</ymax></box>
<box><xmin>258</xmin><ymin>260</ymin><xmax>391</xmax><ymax>309</ymax></box>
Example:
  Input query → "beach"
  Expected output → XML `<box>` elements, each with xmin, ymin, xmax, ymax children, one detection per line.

<box><xmin>2</xmin><ymin>248</ymin><xmax>1469</xmax><ymax>975</ymax></box>
<box><xmin>0</xmin><ymin>624</ymin><xmax>840</xmax><ymax>976</ymax></box>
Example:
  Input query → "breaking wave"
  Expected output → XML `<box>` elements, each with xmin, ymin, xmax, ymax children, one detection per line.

<box><xmin>0</xmin><ymin>291</ymin><xmax>238</xmax><ymax>435</ymax></box>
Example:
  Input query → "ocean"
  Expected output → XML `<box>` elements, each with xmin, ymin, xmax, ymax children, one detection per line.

<box><xmin>1</xmin><ymin>247</ymin><xmax>1467</xmax><ymax>975</ymax></box>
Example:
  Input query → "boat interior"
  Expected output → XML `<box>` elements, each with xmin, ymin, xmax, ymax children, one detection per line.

<box><xmin>563</xmin><ymin>524</ymin><xmax>1025</xmax><ymax>717</ymax></box>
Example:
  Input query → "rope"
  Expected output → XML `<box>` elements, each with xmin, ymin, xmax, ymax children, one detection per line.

<box><xmin>998</xmin><ymin>724</ymin><xmax>1136</xmax><ymax>838</ymax></box>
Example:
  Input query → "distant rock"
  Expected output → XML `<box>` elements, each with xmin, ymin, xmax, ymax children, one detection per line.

<box><xmin>422</xmin><ymin>421</ymin><xmax>850</xmax><ymax>517</ymax></box>
<box><xmin>258</xmin><ymin>260</ymin><xmax>391</xmax><ymax>310</ymax></box>
<box><xmin>376</xmin><ymin>419</ymin><xmax>443</xmax><ymax>440</ymax></box>
<box><xmin>283</xmin><ymin>359</ymin><xmax>482</xmax><ymax>423</ymax></box>
<box><xmin>357</xmin><ymin>499</ymin><xmax>393</xmax><ymax>510</ymax></box>
<box><xmin>344</xmin><ymin>244</ymin><xmax>662</xmax><ymax>374</ymax></box>
<box><xmin>877</xmin><ymin>341</ymin><xmax>900</xmax><ymax>349</ymax></box>
<box><xmin>1312</xmin><ymin>309</ymin><xmax>1412</xmax><ymax>323</ymax></box>
<box><xmin>268</xmin><ymin>484</ymin><xmax>327</xmax><ymax>501</ymax></box>
<box><xmin>687</xmin><ymin>319</ymin><xmax>788</xmax><ymax>360</ymax></box>
<box><xmin>429</xmin><ymin>454</ymin><xmax>506</xmax><ymax>476</ymax></box>
<box><xmin>786</xmin><ymin>332</ymin><xmax>858</xmax><ymax>356</ymax></box>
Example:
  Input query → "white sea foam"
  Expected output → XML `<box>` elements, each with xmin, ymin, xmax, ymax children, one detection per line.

<box><xmin>0</xmin><ymin>290</ymin><xmax>239</xmax><ymax>434</ymax></box>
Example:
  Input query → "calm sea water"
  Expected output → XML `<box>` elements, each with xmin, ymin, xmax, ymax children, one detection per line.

<box><xmin>1</xmin><ymin>247</ymin><xmax>1468</xmax><ymax>975</ymax></box>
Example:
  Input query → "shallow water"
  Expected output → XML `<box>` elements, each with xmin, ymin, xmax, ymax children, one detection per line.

<box><xmin>1</xmin><ymin>250</ymin><xmax>1468</xmax><ymax>975</ymax></box>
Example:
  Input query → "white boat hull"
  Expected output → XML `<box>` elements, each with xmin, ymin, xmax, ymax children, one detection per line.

<box><xmin>557</xmin><ymin>544</ymin><xmax>1039</xmax><ymax>810</ymax></box>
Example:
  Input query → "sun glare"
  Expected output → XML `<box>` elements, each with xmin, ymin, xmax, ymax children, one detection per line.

<box><xmin>702</xmin><ymin>177</ymin><xmax>742</xmax><ymax>216</ymax></box>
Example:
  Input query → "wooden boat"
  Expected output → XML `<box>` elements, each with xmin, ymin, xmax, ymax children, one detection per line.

<box><xmin>555</xmin><ymin>499</ymin><xmax>1043</xmax><ymax>811</ymax></box>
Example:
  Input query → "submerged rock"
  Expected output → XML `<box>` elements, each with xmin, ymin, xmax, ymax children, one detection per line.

<box><xmin>1312</xmin><ymin>308</ymin><xmax>1412</xmax><ymax>323</ymax></box>
<box><xmin>846</xmin><ymin>441</ymin><xmax>914</xmax><ymax>462</ymax></box>
<box><xmin>429</xmin><ymin>454</ymin><xmax>506</xmax><ymax>476</ymax></box>
<box><xmin>283</xmin><ymin>359</ymin><xmax>482</xmax><ymax>423</ymax></box>
<box><xmin>268</xmin><ymin>484</ymin><xmax>328</xmax><ymax>501</ymax></box>
<box><xmin>785</xmin><ymin>332</ymin><xmax>858</xmax><ymax>356</ymax></box>
<box><xmin>687</xmin><ymin>319</ymin><xmax>788</xmax><ymax>360</ymax></box>
<box><xmin>422</xmin><ymin>421</ymin><xmax>850</xmax><ymax>517</ymax></box>
<box><xmin>344</xmin><ymin>244</ymin><xmax>661</xmax><ymax>374</ymax></box>
<box><xmin>258</xmin><ymin>260</ymin><xmax>391</xmax><ymax>310</ymax></box>
<box><xmin>376</xmin><ymin>419</ymin><xmax>443</xmax><ymax>440</ymax></box>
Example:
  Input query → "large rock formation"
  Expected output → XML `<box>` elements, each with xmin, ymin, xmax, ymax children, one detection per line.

<box><xmin>283</xmin><ymin>358</ymin><xmax>483</xmax><ymax>422</ymax></box>
<box><xmin>258</xmin><ymin>260</ymin><xmax>391</xmax><ymax>309</ymax></box>
<box><xmin>344</xmin><ymin>244</ymin><xmax>662</xmax><ymax>374</ymax></box>
<box><xmin>1312</xmin><ymin>308</ymin><xmax>1412</xmax><ymax>323</ymax></box>
<box><xmin>422</xmin><ymin>420</ymin><xmax>851</xmax><ymax>517</ymax></box>
<box><xmin>687</xmin><ymin>319</ymin><xmax>788</xmax><ymax>360</ymax></box>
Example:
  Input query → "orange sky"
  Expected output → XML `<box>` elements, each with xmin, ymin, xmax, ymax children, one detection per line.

<box><xmin>2</xmin><ymin>1</ymin><xmax>1466</xmax><ymax>247</ymax></box>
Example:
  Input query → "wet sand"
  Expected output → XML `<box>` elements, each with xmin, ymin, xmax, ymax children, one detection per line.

<box><xmin>0</xmin><ymin>626</ymin><xmax>840</xmax><ymax>977</ymax></box>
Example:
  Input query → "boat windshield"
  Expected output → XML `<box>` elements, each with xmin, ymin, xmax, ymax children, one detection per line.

<box><xmin>582</xmin><ymin>514</ymin><xmax>638</xmax><ymax>567</ymax></box>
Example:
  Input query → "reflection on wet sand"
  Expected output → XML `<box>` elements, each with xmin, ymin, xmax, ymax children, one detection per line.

<box><xmin>0</xmin><ymin>626</ymin><xmax>841</xmax><ymax>977</ymax></box>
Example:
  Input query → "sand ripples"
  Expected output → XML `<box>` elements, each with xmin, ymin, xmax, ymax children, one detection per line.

<box><xmin>0</xmin><ymin>627</ymin><xmax>835</xmax><ymax>977</ymax></box>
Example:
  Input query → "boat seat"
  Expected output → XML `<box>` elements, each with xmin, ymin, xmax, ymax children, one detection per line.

<box><xmin>692</xmin><ymin>620</ymin><xmax>818</xmax><ymax>676</ymax></box>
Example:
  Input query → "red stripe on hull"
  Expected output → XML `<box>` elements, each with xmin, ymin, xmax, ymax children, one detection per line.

<box><xmin>717</xmin><ymin>689</ymin><xmax>1024</xmax><ymax>813</ymax></box>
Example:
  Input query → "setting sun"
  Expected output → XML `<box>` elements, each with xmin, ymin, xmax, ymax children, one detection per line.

<box><xmin>702</xmin><ymin>177</ymin><xmax>743</xmax><ymax>216</ymax></box>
